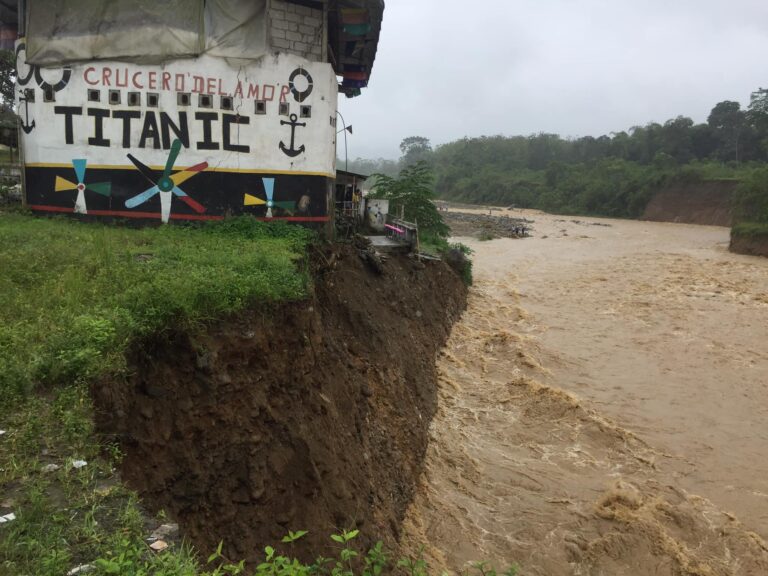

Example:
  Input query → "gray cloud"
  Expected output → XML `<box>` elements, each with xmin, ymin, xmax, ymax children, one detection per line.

<box><xmin>338</xmin><ymin>0</ymin><xmax>768</xmax><ymax>159</ymax></box>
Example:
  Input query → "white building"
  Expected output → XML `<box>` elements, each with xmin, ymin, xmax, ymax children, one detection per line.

<box><xmin>12</xmin><ymin>0</ymin><xmax>384</xmax><ymax>228</ymax></box>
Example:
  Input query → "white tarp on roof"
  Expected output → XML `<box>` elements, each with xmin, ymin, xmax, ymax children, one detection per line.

<box><xmin>204</xmin><ymin>0</ymin><xmax>267</xmax><ymax>60</ymax></box>
<box><xmin>26</xmin><ymin>0</ymin><xmax>267</xmax><ymax>66</ymax></box>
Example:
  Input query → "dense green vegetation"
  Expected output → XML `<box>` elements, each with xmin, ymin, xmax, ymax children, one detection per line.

<box><xmin>368</xmin><ymin>161</ymin><xmax>450</xmax><ymax>240</ymax></box>
<box><xmin>348</xmin><ymin>89</ymin><xmax>768</xmax><ymax>221</ymax></box>
<box><xmin>731</xmin><ymin>221</ymin><xmax>768</xmax><ymax>238</ymax></box>
<box><xmin>732</xmin><ymin>167</ymin><xmax>768</xmax><ymax>224</ymax></box>
<box><xmin>0</xmin><ymin>213</ymin><xmax>312</xmax><ymax>575</ymax></box>
<box><xmin>367</xmin><ymin>162</ymin><xmax>472</xmax><ymax>284</ymax></box>
<box><xmin>729</xmin><ymin>166</ymin><xmax>768</xmax><ymax>243</ymax></box>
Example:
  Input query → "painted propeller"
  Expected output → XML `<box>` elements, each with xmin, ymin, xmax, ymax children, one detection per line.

<box><xmin>244</xmin><ymin>178</ymin><xmax>295</xmax><ymax>218</ymax></box>
<box><xmin>54</xmin><ymin>159</ymin><xmax>111</xmax><ymax>215</ymax></box>
<box><xmin>124</xmin><ymin>139</ymin><xmax>208</xmax><ymax>223</ymax></box>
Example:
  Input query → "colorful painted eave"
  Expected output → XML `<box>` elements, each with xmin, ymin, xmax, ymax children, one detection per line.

<box><xmin>328</xmin><ymin>0</ymin><xmax>384</xmax><ymax>98</ymax></box>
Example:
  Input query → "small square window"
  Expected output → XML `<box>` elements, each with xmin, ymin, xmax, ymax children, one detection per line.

<box><xmin>279</xmin><ymin>102</ymin><xmax>289</xmax><ymax>116</ymax></box>
<box><xmin>221</xmin><ymin>96</ymin><xmax>233</xmax><ymax>111</ymax></box>
<box><xmin>88</xmin><ymin>89</ymin><xmax>100</xmax><ymax>102</ymax></box>
<box><xmin>24</xmin><ymin>88</ymin><xmax>35</xmax><ymax>102</ymax></box>
<box><xmin>128</xmin><ymin>92</ymin><xmax>140</xmax><ymax>106</ymax></box>
<box><xmin>109</xmin><ymin>90</ymin><xmax>121</xmax><ymax>105</ymax></box>
<box><xmin>255</xmin><ymin>100</ymin><xmax>267</xmax><ymax>115</ymax></box>
<box><xmin>300</xmin><ymin>105</ymin><xmax>311</xmax><ymax>118</ymax></box>
<box><xmin>178</xmin><ymin>92</ymin><xmax>191</xmax><ymax>106</ymax></box>
<box><xmin>147</xmin><ymin>93</ymin><xmax>159</xmax><ymax>107</ymax></box>
<box><xmin>199</xmin><ymin>94</ymin><xmax>213</xmax><ymax>108</ymax></box>
<box><xmin>43</xmin><ymin>85</ymin><xmax>55</xmax><ymax>102</ymax></box>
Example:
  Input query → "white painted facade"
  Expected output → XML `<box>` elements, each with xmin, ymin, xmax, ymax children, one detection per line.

<box><xmin>16</xmin><ymin>47</ymin><xmax>338</xmax><ymax>177</ymax></box>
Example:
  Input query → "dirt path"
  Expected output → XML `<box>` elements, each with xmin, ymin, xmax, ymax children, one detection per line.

<box><xmin>403</xmin><ymin>210</ymin><xmax>768</xmax><ymax>575</ymax></box>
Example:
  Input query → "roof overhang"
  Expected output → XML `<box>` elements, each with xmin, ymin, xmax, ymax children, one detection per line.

<box><xmin>336</xmin><ymin>169</ymin><xmax>369</xmax><ymax>181</ymax></box>
<box><xmin>327</xmin><ymin>0</ymin><xmax>384</xmax><ymax>98</ymax></box>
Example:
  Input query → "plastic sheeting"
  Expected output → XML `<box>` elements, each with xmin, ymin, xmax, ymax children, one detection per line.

<box><xmin>205</xmin><ymin>0</ymin><xmax>267</xmax><ymax>60</ymax></box>
<box><xmin>25</xmin><ymin>0</ymin><xmax>268</xmax><ymax>66</ymax></box>
<box><xmin>26</xmin><ymin>0</ymin><xmax>203</xmax><ymax>65</ymax></box>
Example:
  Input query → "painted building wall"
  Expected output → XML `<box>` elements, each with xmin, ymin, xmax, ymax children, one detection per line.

<box><xmin>16</xmin><ymin>6</ymin><xmax>337</xmax><ymax>225</ymax></box>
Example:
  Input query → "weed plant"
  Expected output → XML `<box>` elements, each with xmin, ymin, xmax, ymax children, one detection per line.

<box><xmin>91</xmin><ymin>528</ymin><xmax>520</xmax><ymax>576</ymax></box>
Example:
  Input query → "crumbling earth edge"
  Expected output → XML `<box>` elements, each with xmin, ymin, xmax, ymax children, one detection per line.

<box><xmin>91</xmin><ymin>244</ymin><xmax>467</xmax><ymax>563</ymax></box>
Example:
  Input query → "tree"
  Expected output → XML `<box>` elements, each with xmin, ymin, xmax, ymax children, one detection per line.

<box><xmin>732</xmin><ymin>167</ymin><xmax>768</xmax><ymax>224</ymax></box>
<box><xmin>0</xmin><ymin>50</ymin><xmax>15</xmax><ymax>105</ymax></box>
<box><xmin>748</xmin><ymin>88</ymin><xmax>768</xmax><ymax>120</ymax></box>
<box><xmin>0</xmin><ymin>51</ymin><xmax>17</xmax><ymax>151</ymax></box>
<box><xmin>369</xmin><ymin>161</ymin><xmax>449</xmax><ymax>239</ymax></box>
<box><xmin>747</xmin><ymin>88</ymin><xmax>768</xmax><ymax>160</ymax></box>
<box><xmin>708</xmin><ymin>100</ymin><xmax>745</xmax><ymax>162</ymax></box>
<box><xmin>659</xmin><ymin>116</ymin><xmax>695</xmax><ymax>164</ymax></box>
<box><xmin>399</xmin><ymin>136</ymin><xmax>433</xmax><ymax>167</ymax></box>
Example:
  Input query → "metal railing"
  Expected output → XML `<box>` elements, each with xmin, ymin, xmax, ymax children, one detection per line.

<box><xmin>384</xmin><ymin>215</ymin><xmax>418</xmax><ymax>248</ymax></box>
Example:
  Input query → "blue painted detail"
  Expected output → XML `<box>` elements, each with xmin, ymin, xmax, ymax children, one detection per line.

<box><xmin>72</xmin><ymin>159</ymin><xmax>87</xmax><ymax>184</ymax></box>
<box><xmin>263</xmin><ymin>177</ymin><xmax>275</xmax><ymax>202</ymax></box>
<box><xmin>125</xmin><ymin>185</ymin><xmax>160</xmax><ymax>209</ymax></box>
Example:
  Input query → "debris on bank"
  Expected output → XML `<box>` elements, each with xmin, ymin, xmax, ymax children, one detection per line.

<box><xmin>444</xmin><ymin>211</ymin><xmax>534</xmax><ymax>239</ymax></box>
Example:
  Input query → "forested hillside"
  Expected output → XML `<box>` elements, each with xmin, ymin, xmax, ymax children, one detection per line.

<box><xmin>348</xmin><ymin>88</ymin><xmax>768</xmax><ymax>220</ymax></box>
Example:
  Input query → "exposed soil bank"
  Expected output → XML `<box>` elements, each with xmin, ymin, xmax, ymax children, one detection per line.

<box><xmin>730</xmin><ymin>232</ymin><xmax>768</xmax><ymax>257</ymax></box>
<box><xmin>91</xmin><ymin>245</ymin><xmax>466</xmax><ymax>562</ymax></box>
<box><xmin>642</xmin><ymin>180</ymin><xmax>737</xmax><ymax>226</ymax></box>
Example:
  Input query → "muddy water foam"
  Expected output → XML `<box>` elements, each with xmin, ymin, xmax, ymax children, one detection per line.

<box><xmin>403</xmin><ymin>210</ymin><xmax>768</xmax><ymax>575</ymax></box>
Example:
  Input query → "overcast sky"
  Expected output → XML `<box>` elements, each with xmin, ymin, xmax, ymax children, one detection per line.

<box><xmin>337</xmin><ymin>0</ymin><xmax>768</xmax><ymax>160</ymax></box>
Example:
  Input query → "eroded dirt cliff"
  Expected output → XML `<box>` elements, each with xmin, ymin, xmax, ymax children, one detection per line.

<box><xmin>91</xmin><ymin>245</ymin><xmax>466</xmax><ymax>562</ymax></box>
<box><xmin>730</xmin><ymin>233</ymin><xmax>768</xmax><ymax>257</ymax></box>
<box><xmin>642</xmin><ymin>180</ymin><xmax>737</xmax><ymax>226</ymax></box>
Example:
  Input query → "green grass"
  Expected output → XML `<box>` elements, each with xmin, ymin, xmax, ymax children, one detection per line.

<box><xmin>0</xmin><ymin>213</ymin><xmax>312</xmax><ymax>402</ymax></box>
<box><xmin>0</xmin><ymin>213</ymin><xmax>312</xmax><ymax>575</ymax></box>
<box><xmin>0</xmin><ymin>213</ymin><xmax>499</xmax><ymax>575</ymax></box>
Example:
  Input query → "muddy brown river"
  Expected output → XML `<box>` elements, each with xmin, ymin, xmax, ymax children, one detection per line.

<box><xmin>403</xmin><ymin>210</ymin><xmax>768</xmax><ymax>575</ymax></box>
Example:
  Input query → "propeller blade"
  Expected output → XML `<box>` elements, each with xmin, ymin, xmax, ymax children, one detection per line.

<box><xmin>244</xmin><ymin>193</ymin><xmax>266</xmax><ymax>206</ymax></box>
<box><xmin>171</xmin><ymin>161</ymin><xmax>208</xmax><ymax>186</ymax></box>
<box><xmin>55</xmin><ymin>176</ymin><xmax>78</xmax><ymax>192</ymax></box>
<box><xmin>127</xmin><ymin>153</ymin><xmax>158</xmax><ymax>185</ymax></box>
<box><xmin>262</xmin><ymin>177</ymin><xmax>275</xmax><ymax>202</ymax></box>
<box><xmin>274</xmin><ymin>201</ymin><xmax>296</xmax><ymax>210</ymax></box>
<box><xmin>125</xmin><ymin>185</ymin><xmax>159</xmax><ymax>209</ymax></box>
<box><xmin>172</xmin><ymin>187</ymin><xmax>205</xmax><ymax>213</ymax></box>
<box><xmin>164</xmin><ymin>139</ymin><xmax>182</xmax><ymax>179</ymax></box>
<box><xmin>72</xmin><ymin>159</ymin><xmax>87</xmax><ymax>184</ymax></box>
<box><xmin>85</xmin><ymin>182</ymin><xmax>112</xmax><ymax>197</ymax></box>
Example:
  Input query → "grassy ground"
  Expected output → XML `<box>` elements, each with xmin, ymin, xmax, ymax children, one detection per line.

<box><xmin>732</xmin><ymin>221</ymin><xmax>768</xmax><ymax>238</ymax></box>
<box><xmin>0</xmin><ymin>213</ymin><xmax>499</xmax><ymax>575</ymax></box>
<box><xmin>0</xmin><ymin>212</ymin><xmax>312</xmax><ymax>575</ymax></box>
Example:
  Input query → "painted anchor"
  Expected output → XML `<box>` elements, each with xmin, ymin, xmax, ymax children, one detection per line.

<box><xmin>18</xmin><ymin>90</ymin><xmax>35</xmax><ymax>134</ymax></box>
<box><xmin>279</xmin><ymin>113</ymin><xmax>306</xmax><ymax>157</ymax></box>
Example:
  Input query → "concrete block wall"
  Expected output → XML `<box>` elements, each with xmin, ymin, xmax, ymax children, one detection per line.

<box><xmin>269</xmin><ymin>0</ymin><xmax>325</xmax><ymax>62</ymax></box>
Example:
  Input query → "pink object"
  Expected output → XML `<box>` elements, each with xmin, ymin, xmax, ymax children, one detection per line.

<box><xmin>385</xmin><ymin>224</ymin><xmax>405</xmax><ymax>234</ymax></box>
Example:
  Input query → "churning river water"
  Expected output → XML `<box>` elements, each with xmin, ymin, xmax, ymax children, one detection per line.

<box><xmin>403</xmin><ymin>209</ymin><xmax>768</xmax><ymax>575</ymax></box>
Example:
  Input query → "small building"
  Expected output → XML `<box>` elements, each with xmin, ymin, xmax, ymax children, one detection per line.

<box><xmin>334</xmin><ymin>168</ymin><xmax>367</xmax><ymax>218</ymax></box>
<box><xmin>11</xmin><ymin>0</ymin><xmax>384</xmax><ymax>230</ymax></box>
